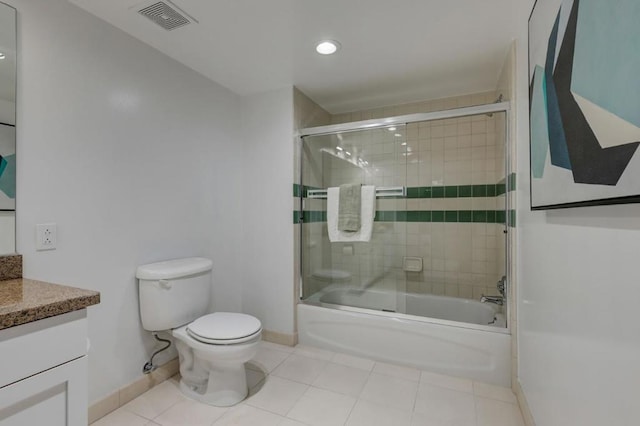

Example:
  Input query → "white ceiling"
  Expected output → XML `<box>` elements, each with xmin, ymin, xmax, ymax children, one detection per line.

<box><xmin>67</xmin><ymin>0</ymin><xmax>516</xmax><ymax>113</ymax></box>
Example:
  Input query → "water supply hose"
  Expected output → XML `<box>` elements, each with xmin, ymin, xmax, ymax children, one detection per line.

<box><xmin>142</xmin><ymin>332</ymin><xmax>172</xmax><ymax>374</ymax></box>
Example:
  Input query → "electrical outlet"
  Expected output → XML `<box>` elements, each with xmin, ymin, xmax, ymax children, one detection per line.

<box><xmin>36</xmin><ymin>223</ymin><xmax>57</xmax><ymax>251</ymax></box>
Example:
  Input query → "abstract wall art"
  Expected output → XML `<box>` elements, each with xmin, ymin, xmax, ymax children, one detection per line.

<box><xmin>0</xmin><ymin>123</ymin><xmax>15</xmax><ymax>211</ymax></box>
<box><xmin>529</xmin><ymin>0</ymin><xmax>640</xmax><ymax>209</ymax></box>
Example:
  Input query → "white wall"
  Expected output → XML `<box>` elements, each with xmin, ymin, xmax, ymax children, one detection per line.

<box><xmin>9</xmin><ymin>0</ymin><xmax>244</xmax><ymax>404</ymax></box>
<box><xmin>0</xmin><ymin>211</ymin><xmax>14</xmax><ymax>254</ymax></box>
<box><xmin>0</xmin><ymin>99</ymin><xmax>15</xmax><ymax>125</ymax></box>
<box><xmin>241</xmin><ymin>88</ymin><xmax>295</xmax><ymax>334</ymax></box>
<box><xmin>513</xmin><ymin>1</ymin><xmax>640</xmax><ymax>425</ymax></box>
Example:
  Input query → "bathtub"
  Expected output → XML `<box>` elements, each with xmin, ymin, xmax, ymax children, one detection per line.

<box><xmin>312</xmin><ymin>287</ymin><xmax>503</xmax><ymax>326</ymax></box>
<box><xmin>298</xmin><ymin>287</ymin><xmax>511</xmax><ymax>386</ymax></box>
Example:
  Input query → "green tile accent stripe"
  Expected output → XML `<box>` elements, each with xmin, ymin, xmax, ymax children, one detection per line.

<box><xmin>294</xmin><ymin>175</ymin><xmax>517</xmax><ymax>226</ymax></box>
<box><xmin>472</xmin><ymin>210</ymin><xmax>487</xmax><ymax>222</ymax></box>
<box><xmin>431</xmin><ymin>211</ymin><xmax>444</xmax><ymax>222</ymax></box>
<box><xmin>405</xmin><ymin>184</ymin><xmax>499</xmax><ymax>198</ymax></box>
<box><xmin>458</xmin><ymin>185</ymin><xmax>472</xmax><ymax>197</ymax></box>
<box><xmin>295</xmin><ymin>174</ymin><xmax>517</xmax><ymax>200</ymax></box>
<box><xmin>299</xmin><ymin>211</ymin><xmax>327</xmax><ymax>223</ymax></box>
<box><xmin>496</xmin><ymin>173</ymin><xmax>517</xmax><ymax>196</ymax></box>
<box><xmin>445</xmin><ymin>210</ymin><xmax>458</xmax><ymax>222</ymax></box>
<box><xmin>298</xmin><ymin>209</ymin><xmax>516</xmax><ymax>226</ymax></box>
<box><xmin>459</xmin><ymin>211</ymin><xmax>472</xmax><ymax>222</ymax></box>
<box><xmin>445</xmin><ymin>186</ymin><xmax>458</xmax><ymax>198</ymax></box>
<box><xmin>293</xmin><ymin>184</ymin><xmax>323</xmax><ymax>198</ymax></box>
<box><xmin>382</xmin><ymin>181</ymin><xmax>517</xmax><ymax>200</ymax></box>
<box><xmin>431</xmin><ymin>186</ymin><xmax>444</xmax><ymax>198</ymax></box>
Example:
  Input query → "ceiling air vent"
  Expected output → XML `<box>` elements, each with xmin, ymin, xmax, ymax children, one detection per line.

<box><xmin>137</xmin><ymin>1</ymin><xmax>195</xmax><ymax>31</ymax></box>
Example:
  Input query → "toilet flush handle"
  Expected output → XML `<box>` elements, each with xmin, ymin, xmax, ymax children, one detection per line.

<box><xmin>159</xmin><ymin>279</ymin><xmax>172</xmax><ymax>289</ymax></box>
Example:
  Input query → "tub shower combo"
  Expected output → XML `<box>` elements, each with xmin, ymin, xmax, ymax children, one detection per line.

<box><xmin>297</xmin><ymin>102</ymin><xmax>512</xmax><ymax>386</ymax></box>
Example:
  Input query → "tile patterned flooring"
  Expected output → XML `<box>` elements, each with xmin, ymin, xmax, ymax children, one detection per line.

<box><xmin>92</xmin><ymin>341</ymin><xmax>525</xmax><ymax>426</ymax></box>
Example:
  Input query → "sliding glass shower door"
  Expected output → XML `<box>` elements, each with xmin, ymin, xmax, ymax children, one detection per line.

<box><xmin>299</xmin><ymin>110</ymin><xmax>508</xmax><ymax>328</ymax></box>
<box><xmin>300</xmin><ymin>125</ymin><xmax>408</xmax><ymax>307</ymax></box>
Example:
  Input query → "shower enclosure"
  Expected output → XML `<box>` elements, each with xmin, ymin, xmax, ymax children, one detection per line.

<box><xmin>298</xmin><ymin>103</ymin><xmax>510</xmax><ymax>330</ymax></box>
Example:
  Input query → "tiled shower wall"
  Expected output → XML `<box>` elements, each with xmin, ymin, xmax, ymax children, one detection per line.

<box><xmin>299</xmin><ymin>91</ymin><xmax>509</xmax><ymax>302</ymax></box>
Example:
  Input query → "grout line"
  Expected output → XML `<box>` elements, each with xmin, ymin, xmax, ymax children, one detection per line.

<box><xmin>342</xmin><ymin>391</ymin><xmax>359</xmax><ymax>425</ymax></box>
<box><xmin>410</xmin><ymin>384</ymin><xmax>419</xmax><ymax>413</ymax></box>
<box><xmin>122</xmin><ymin>389</ymin><xmax>183</xmax><ymax>423</ymax></box>
<box><xmin>281</xmin><ymin>383</ymin><xmax>310</xmax><ymax>421</ymax></box>
<box><xmin>473</xmin><ymin>396</ymin><xmax>480</xmax><ymax>426</ymax></box>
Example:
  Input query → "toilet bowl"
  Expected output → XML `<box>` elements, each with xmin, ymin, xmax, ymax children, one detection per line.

<box><xmin>172</xmin><ymin>312</ymin><xmax>262</xmax><ymax>406</ymax></box>
<box><xmin>136</xmin><ymin>257</ymin><xmax>262</xmax><ymax>407</ymax></box>
<box><xmin>308</xmin><ymin>269</ymin><xmax>351</xmax><ymax>295</ymax></box>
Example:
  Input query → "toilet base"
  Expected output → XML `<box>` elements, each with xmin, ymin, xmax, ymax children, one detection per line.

<box><xmin>172</xmin><ymin>325</ymin><xmax>260</xmax><ymax>407</ymax></box>
<box><xmin>179</xmin><ymin>368</ymin><xmax>247</xmax><ymax>407</ymax></box>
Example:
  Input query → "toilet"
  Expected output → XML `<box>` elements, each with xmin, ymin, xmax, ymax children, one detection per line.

<box><xmin>308</xmin><ymin>269</ymin><xmax>351</xmax><ymax>294</ymax></box>
<box><xmin>136</xmin><ymin>257</ymin><xmax>262</xmax><ymax>407</ymax></box>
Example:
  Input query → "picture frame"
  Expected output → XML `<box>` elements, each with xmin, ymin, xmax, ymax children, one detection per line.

<box><xmin>528</xmin><ymin>0</ymin><xmax>640</xmax><ymax>209</ymax></box>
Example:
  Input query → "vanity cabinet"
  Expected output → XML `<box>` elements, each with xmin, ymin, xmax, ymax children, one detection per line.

<box><xmin>0</xmin><ymin>310</ymin><xmax>89</xmax><ymax>426</ymax></box>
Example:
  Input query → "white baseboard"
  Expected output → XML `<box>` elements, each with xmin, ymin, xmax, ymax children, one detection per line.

<box><xmin>88</xmin><ymin>358</ymin><xmax>179</xmax><ymax>424</ymax></box>
<box><xmin>262</xmin><ymin>329</ymin><xmax>297</xmax><ymax>346</ymax></box>
<box><xmin>514</xmin><ymin>379</ymin><xmax>536</xmax><ymax>426</ymax></box>
<box><xmin>89</xmin><ymin>330</ymin><xmax>297</xmax><ymax>423</ymax></box>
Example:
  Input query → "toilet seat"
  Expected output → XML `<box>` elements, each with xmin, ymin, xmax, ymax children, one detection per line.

<box><xmin>186</xmin><ymin>312</ymin><xmax>262</xmax><ymax>345</ymax></box>
<box><xmin>311</xmin><ymin>269</ymin><xmax>351</xmax><ymax>282</ymax></box>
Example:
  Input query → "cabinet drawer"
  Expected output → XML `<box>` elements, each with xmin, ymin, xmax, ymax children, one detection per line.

<box><xmin>0</xmin><ymin>310</ymin><xmax>87</xmax><ymax>388</ymax></box>
<box><xmin>0</xmin><ymin>356</ymin><xmax>87</xmax><ymax>426</ymax></box>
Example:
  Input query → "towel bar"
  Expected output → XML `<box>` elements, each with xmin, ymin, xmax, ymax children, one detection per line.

<box><xmin>306</xmin><ymin>186</ymin><xmax>405</xmax><ymax>199</ymax></box>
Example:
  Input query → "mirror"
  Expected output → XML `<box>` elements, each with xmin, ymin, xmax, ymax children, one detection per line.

<box><xmin>0</xmin><ymin>2</ymin><xmax>15</xmax><ymax>254</ymax></box>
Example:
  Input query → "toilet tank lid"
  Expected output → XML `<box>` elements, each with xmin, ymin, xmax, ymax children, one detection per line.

<box><xmin>136</xmin><ymin>257</ymin><xmax>213</xmax><ymax>280</ymax></box>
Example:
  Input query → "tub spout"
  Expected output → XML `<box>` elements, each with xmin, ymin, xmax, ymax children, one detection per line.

<box><xmin>480</xmin><ymin>295</ymin><xmax>504</xmax><ymax>306</ymax></box>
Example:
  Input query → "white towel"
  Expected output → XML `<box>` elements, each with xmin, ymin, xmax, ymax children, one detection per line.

<box><xmin>327</xmin><ymin>185</ymin><xmax>376</xmax><ymax>242</ymax></box>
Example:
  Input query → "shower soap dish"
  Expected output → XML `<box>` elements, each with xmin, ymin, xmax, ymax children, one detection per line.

<box><xmin>403</xmin><ymin>257</ymin><xmax>423</xmax><ymax>272</ymax></box>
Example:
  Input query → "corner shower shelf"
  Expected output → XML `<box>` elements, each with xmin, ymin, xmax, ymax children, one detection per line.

<box><xmin>306</xmin><ymin>186</ymin><xmax>406</xmax><ymax>199</ymax></box>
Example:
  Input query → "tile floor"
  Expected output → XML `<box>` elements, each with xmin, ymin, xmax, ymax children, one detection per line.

<box><xmin>92</xmin><ymin>341</ymin><xmax>525</xmax><ymax>426</ymax></box>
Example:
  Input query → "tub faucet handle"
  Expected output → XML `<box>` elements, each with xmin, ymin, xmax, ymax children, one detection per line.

<box><xmin>480</xmin><ymin>294</ymin><xmax>504</xmax><ymax>306</ymax></box>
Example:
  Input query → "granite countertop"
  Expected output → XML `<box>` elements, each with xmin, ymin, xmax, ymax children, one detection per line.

<box><xmin>0</xmin><ymin>278</ymin><xmax>100</xmax><ymax>330</ymax></box>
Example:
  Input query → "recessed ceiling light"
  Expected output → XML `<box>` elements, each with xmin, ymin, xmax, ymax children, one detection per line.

<box><xmin>316</xmin><ymin>40</ymin><xmax>340</xmax><ymax>55</ymax></box>
<box><xmin>336</xmin><ymin>146</ymin><xmax>343</xmax><ymax>151</ymax></box>
<box><xmin>0</xmin><ymin>53</ymin><xmax>5</xmax><ymax>60</ymax></box>
<box><xmin>394</xmin><ymin>133</ymin><xmax>402</xmax><ymax>137</ymax></box>
<box><xmin>388</xmin><ymin>127</ymin><xmax>396</xmax><ymax>132</ymax></box>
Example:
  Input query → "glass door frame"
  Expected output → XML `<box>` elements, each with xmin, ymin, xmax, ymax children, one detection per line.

<box><xmin>297</xmin><ymin>101</ymin><xmax>512</xmax><ymax>331</ymax></box>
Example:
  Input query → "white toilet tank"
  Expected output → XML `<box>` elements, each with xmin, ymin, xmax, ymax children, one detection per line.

<box><xmin>136</xmin><ymin>257</ymin><xmax>213</xmax><ymax>332</ymax></box>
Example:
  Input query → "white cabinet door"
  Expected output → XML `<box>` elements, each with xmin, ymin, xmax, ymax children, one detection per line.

<box><xmin>0</xmin><ymin>356</ymin><xmax>87</xmax><ymax>426</ymax></box>
<box><xmin>0</xmin><ymin>310</ymin><xmax>87</xmax><ymax>388</ymax></box>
